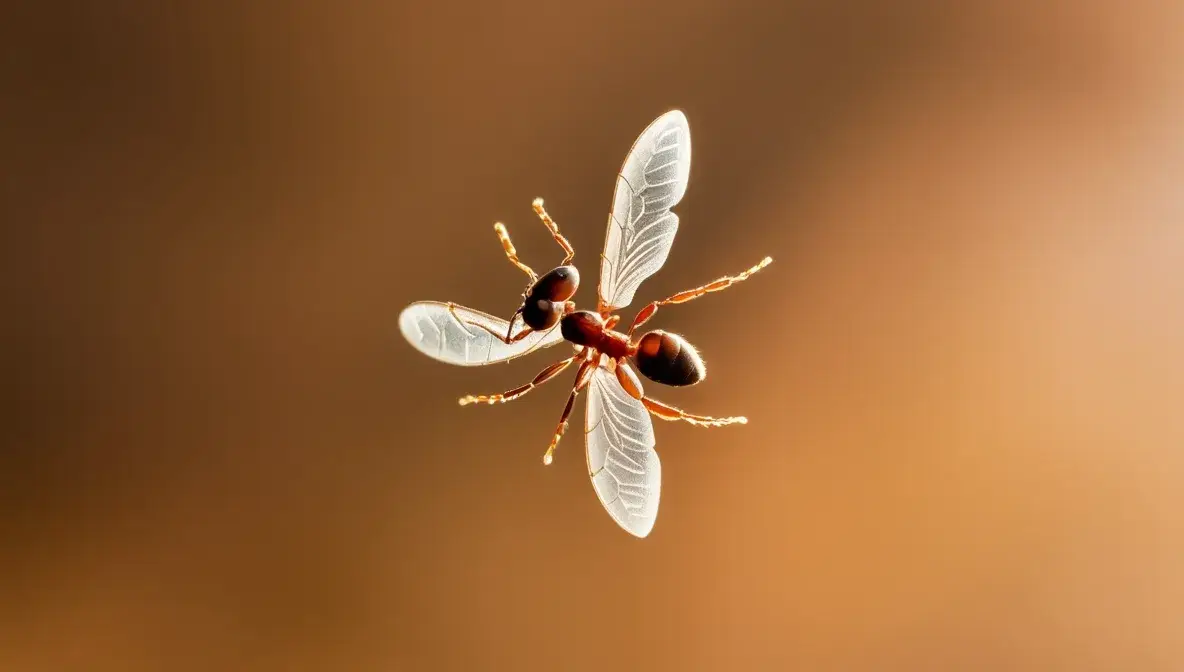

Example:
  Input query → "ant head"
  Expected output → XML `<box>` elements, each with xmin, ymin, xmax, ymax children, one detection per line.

<box><xmin>529</xmin><ymin>265</ymin><xmax>580</xmax><ymax>302</ymax></box>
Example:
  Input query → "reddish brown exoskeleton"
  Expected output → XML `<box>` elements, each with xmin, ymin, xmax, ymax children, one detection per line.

<box><xmin>399</xmin><ymin>111</ymin><xmax>771</xmax><ymax>537</ymax></box>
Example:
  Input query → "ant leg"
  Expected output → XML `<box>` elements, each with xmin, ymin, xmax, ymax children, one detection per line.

<box><xmin>531</xmin><ymin>198</ymin><xmax>575</xmax><ymax>264</ymax></box>
<box><xmin>604</xmin><ymin>314</ymin><xmax>621</xmax><ymax>331</ymax></box>
<box><xmin>542</xmin><ymin>356</ymin><xmax>597</xmax><ymax>465</ymax></box>
<box><xmin>614</xmin><ymin>360</ymin><xmax>645</xmax><ymax>400</ymax></box>
<box><xmin>641</xmin><ymin>397</ymin><xmax>748</xmax><ymax>427</ymax></box>
<box><xmin>494</xmin><ymin>222</ymin><xmax>537</xmax><ymax>282</ymax></box>
<box><xmin>504</xmin><ymin>308</ymin><xmax>523</xmax><ymax>343</ymax></box>
<box><xmin>628</xmin><ymin>256</ymin><xmax>773</xmax><ymax>336</ymax></box>
<box><xmin>473</xmin><ymin>320</ymin><xmax>534</xmax><ymax>345</ymax></box>
<box><xmin>458</xmin><ymin>354</ymin><xmax>578</xmax><ymax>406</ymax></box>
<box><xmin>492</xmin><ymin>221</ymin><xmax>542</xmax><ymax>339</ymax></box>
<box><xmin>447</xmin><ymin>304</ymin><xmax>535</xmax><ymax>344</ymax></box>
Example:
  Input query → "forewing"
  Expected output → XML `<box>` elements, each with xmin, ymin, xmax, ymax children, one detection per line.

<box><xmin>585</xmin><ymin>364</ymin><xmax>661</xmax><ymax>537</ymax></box>
<box><xmin>598</xmin><ymin>110</ymin><xmax>692</xmax><ymax>312</ymax></box>
<box><xmin>399</xmin><ymin>301</ymin><xmax>564</xmax><ymax>366</ymax></box>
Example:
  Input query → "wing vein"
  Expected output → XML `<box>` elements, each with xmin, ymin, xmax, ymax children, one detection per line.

<box><xmin>584</xmin><ymin>366</ymin><xmax>661</xmax><ymax>537</ymax></box>
<box><xmin>598</xmin><ymin>111</ymin><xmax>690</xmax><ymax>311</ymax></box>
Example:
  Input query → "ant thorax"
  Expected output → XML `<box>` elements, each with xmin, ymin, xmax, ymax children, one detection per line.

<box><xmin>559</xmin><ymin>310</ymin><xmax>604</xmax><ymax>348</ymax></box>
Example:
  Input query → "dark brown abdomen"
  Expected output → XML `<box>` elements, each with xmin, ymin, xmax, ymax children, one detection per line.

<box><xmin>632</xmin><ymin>330</ymin><xmax>705</xmax><ymax>387</ymax></box>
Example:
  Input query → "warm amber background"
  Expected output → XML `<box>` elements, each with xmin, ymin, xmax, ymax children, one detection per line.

<box><xmin>4</xmin><ymin>1</ymin><xmax>1184</xmax><ymax>670</ymax></box>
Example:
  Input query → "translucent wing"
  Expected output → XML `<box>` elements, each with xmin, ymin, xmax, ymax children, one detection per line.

<box><xmin>585</xmin><ymin>363</ymin><xmax>661</xmax><ymax>537</ymax></box>
<box><xmin>399</xmin><ymin>301</ymin><xmax>564</xmax><ymax>366</ymax></box>
<box><xmin>598</xmin><ymin>110</ymin><xmax>692</xmax><ymax>313</ymax></box>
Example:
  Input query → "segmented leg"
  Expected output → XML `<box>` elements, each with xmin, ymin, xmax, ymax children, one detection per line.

<box><xmin>628</xmin><ymin>256</ymin><xmax>773</xmax><ymax>336</ymax></box>
<box><xmin>614</xmin><ymin>360</ymin><xmax>645</xmax><ymax>400</ymax></box>
<box><xmin>641</xmin><ymin>397</ymin><xmax>748</xmax><ymax>427</ymax></box>
<box><xmin>504</xmin><ymin>309</ymin><xmax>524</xmax><ymax>343</ymax></box>
<box><xmin>494</xmin><ymin>222</ymin><xmax>537</xmax><ymax>282</ymax></box>
<box><xmin>458</xmin><ymin>354</ymin><xmax>579</xmax><ymax>406</ymax></box>
<box><xmin>531</xmin><ymin>198</ymin><xmax>575</xmax><ymax>264</ymax></box>
<box><xmin>472</xmin><ymin>319</ymin><xmax>535</xmax><ymax>345</ymax></box>
<box><xmin>448</xmin><ymin>304</ymin><xmax>535</xmax><ymax>345</ymax></box>
<box><xmin>542</xmin><ymin>356</ymin><xmax>597</xmax><ymax>465</ymax></box>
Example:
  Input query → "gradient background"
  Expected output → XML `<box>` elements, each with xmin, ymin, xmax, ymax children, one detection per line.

<box><xmin>4</xmin><ymin>1</ymin><xmax>1184</xmax><ymax>670</ymax></box>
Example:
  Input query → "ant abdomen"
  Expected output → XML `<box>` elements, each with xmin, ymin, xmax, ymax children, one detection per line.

<box><xmin>633</xmin><ymin>330</ymin><xmax>705</xmax><ymax>387</ymax></box>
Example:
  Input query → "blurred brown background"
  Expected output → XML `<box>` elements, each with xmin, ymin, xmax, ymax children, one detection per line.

<box><xmin>3</xmin><ymin>0</ymin><xmax>1184</xmax><ymax>670</ymax></box>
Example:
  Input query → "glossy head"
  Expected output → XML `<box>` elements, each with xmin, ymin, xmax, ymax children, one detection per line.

<box><xmin>632</xmin><ymin>330</ymin><xmax>705</xmax><ymax>387</ymax></box>
<box><xmin>529</xmin><ymin>265</ymin><xmax>580</xmax><ymax>302</ymax></box>
<box><xmin>560</xmin><ymin>310</ymin><xmax>604</xmax><ymax>347</ymax></box>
